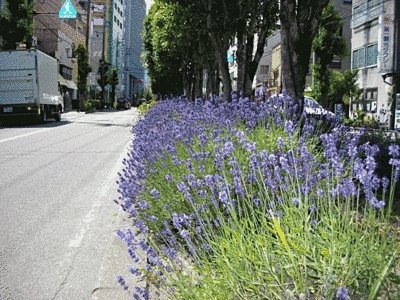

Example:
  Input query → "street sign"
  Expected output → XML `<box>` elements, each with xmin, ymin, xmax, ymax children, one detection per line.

<box><xmin>59</xmin><ymin>0</ymin><xmax>77</xmax><ymax>19</ymax></box>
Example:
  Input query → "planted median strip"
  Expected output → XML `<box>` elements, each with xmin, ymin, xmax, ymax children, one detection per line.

<box><xmin>115</xmin><ymin>93</ymin><xmax>400</xmax><ymax>299</ymax></box>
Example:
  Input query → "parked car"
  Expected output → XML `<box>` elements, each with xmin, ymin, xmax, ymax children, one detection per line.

<box><xmin>117</xmin><ymin>97</ymin><xmax>131</xmax><ymax>110</ymax></box>
<box><xmin>304</xmin><ymin>96</ymin><xmax>335</xmax><ymax>119</ymax></box>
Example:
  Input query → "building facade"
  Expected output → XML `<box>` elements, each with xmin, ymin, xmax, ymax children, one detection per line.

<box><xmin>350</xmin><ymin>0</ymin><xmax>397</xmax><ymax>128</ymax></box>
<box><xmin>33</xmin><ymin>0</ymin><xmax>86</xmax><ymax>109</ymax></box>
<box><xmin>108</xmin><ymin>0</ymin><xmax>124</xmax><ymax>98</ymax></box>
<box><xmin>123</xmin><ymin>0</ymin><xmax>145</xmax><ymax>100</ymax></box>
<box><xmin>250</xmin><ymin>0</ymin><xmax>353</xmax><ymax>98</ymax></box>
<box><xmin>89</xmin><ymin>0</ymin><xmax>111</xmax><ymax>100</ymax></box>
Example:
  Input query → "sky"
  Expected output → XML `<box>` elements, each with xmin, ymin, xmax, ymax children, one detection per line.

<box><xmin>145</xmin><ymin>0</ymin><xmax>154</xmax><ymax>14</ymax></box>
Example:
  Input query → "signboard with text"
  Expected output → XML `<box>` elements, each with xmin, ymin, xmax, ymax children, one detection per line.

<box><xmin>377</xmin><ymin>14</ymin><xmax>394</xmax><ymax>73</ymax></box>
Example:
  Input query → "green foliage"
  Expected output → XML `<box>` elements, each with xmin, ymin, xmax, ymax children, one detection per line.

<box><xmin>344</xmin><ymin>110</ymin><xmax>378</xmax><ymax>128</ymax></box>
<box><xmin>139</xmin><ymin>116</ymin><xmax>399</xmax><ymax>299</ymax></box>
<box><xmin>329</xmin><ymin>69</ymin><xmax>361</xmax><ymax>106</ymax></box>
<box><xmin>137</xmin><ymin>100</ymin><xmax>157</xmax><ymax>115</ymax></box>
<box><xmin>312</xmin><ymin>4</ymin><xmax>347</xmax><ymax>62</ymax></box>
<box><xmin>83</xmin><ymin>100</ymin><xmax>92</xmax><ymax>111</ymax></box>
<box><xmin>76</xmin><ymin>44</ymin><xmax>92</xmax><ymax>100</ymax></box>
<box><xmin>88</xmin><ymin>100</ymin><xmax>101</xmax><ymax>110</ymax></box>
<box><xmin>0</xmin><ymin>0</ymin><xmax>34</xmax><ymax>50</ymax></box>
<box><xmin>145</xmin><ymin>89</ymin><xmax>153</xmax><ymax>102</ymax></box>
<box><xmin>142</xmin><ymin>1</ymin><xmax>185</xmax><ymax>95</ymax></box>
<box><xmin>311</xmin><ymin>3</ymin><xmax>348</xmax><ymax>108</ymax></box>
<box><xmin>108</xmin><ymin>67</ymin><xmax>119</xmax><ymax>106</ymax></box>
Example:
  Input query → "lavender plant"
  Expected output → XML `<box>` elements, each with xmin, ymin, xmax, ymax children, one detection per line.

<box><xmin>116</xmin><ymin>92</ymin><xmax>400</xmax><ymax>299</ymax></box>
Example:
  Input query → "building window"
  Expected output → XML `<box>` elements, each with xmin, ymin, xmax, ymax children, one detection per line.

<box><xmin>114</xmin><ymin>16</ymin><xmax>116</xmax><ymax>22</ymax></box>
<box><xmin>343</xmin><ymin>0</ymin><xmax>351</xmax><ymax>3</ymax></box>
<box><xmin>329</xmin><ymin>56</ymin><xmax>342</xmax><ymax>69</ymax></box>
<box><xmin>259</xmin><ymin>65</ymin><xmax>269</xmax><ymax>75</ymax></box>
<box><xmin>366</xmin><ymin>43</ymin><xmax>378</xmax><ymax>66</ymax></box>
<box><xmin>352</xmin><ymin>47</ymin><xmax>365</xmax><ymax>69</ymax></box>
<box><xmin>120</xmin><ymin>23</ymin><xmax>122</xmax><ymax>29</ymax></box>
<box><xmin>115</xmin><ymin>3</ymin><xmax>117</xmax><ymax>9</ymax></box>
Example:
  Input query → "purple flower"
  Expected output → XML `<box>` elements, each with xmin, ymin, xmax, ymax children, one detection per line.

<box><xmin>291</xmin><ymin>197</ymin><xmax>299</xmax><ymax>206</ymax></box>
<box><xmin>285</xmin><ymin>120</ymin><xmax>295</xmax><ymax>135</ymax></box>
<box><xmin>277</xmin><ymin>137</ymin><xmax>285</xmax><ymax>149</ymax></box>
<box><xmin>389</xmin><ymin>144</ymin><xmax>400</xmax><ymax>158</ymax></box>
<box><xmin>222</xmin><ymin>141</ymin><xmax>235</xmax><ymax>157</ymax></box>
<box><xmin>180</xmin><ymin>229</ymin><xmax>190</xmax><ymax>240</ymax></box>
<box><xmin>336</xmin><ymin>287</ymin><xmax>349</xmax><ymax>300</ymax></box>
<box><xmin>253</xmin><ymin>198</ymin><xmax>261</xmax><ymax>207</ymax></box>
<box><xmin>150</xmin><ymin>188</ymin><xmax>160</xmax><ymax>200</ymax></box>
<box><xmin>165</xmin><ymin>173</ymin><xmax>173</xmax><ymax>182</ymax></box>
<box><xmin>219</xmin><ymin>190</ymin><xmax>229</xmax><ymax>204</ymax></box>
<box><xmin>177</xmin><ymin>181</ymin><xmax>189</xmax><ymax>193</ymax></box>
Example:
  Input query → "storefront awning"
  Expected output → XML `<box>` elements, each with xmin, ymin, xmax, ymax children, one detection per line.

<box><xmin>58</xmin><ymin>74</ymin><xmax>77</xmax><ymax>90</ymax></box>
<box><xmin>65</xmin><ymin>80</ymin><xmax>77</xmax><ymax>90</ymax></box>
<box><xmin>57</xmin><ymin>74</ymin><xmax>68</xmax><ymax>86</ymax></box>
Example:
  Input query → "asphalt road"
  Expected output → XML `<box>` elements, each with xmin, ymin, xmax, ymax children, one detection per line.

<box><xmin>0</xmin><ymin>109</ymin><xmax>144</xmax><ymax>300</ymax></box>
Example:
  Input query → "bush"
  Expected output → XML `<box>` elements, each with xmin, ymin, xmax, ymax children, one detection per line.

<box><xmin>83</xmin><ymin>100</ymin><xmax>92</xmax><ymax>111</ymax></box>
<box><xmin>115</xmin><ymin>93</ymin><xmax>400</xmax><ymax>299</ymax></box>
<box><xmin>137</xmin><ymin>99</ymin><xmax>157</xmax><ymax>115</ymax></box>
<box><xmin>344</xmin><ymin>110</ymin><xmax>379</xmax><ymax>128</ymax></box>
<box><xmin>88</xmin><ymin>100</ymin><xmax>101</xmax><ymax>110</ymax></box>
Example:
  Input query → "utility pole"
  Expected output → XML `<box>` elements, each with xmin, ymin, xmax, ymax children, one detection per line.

<box><xmin>85</xmin><ymin>0</ymin><xmax>92</xmax><ymax>50</ymax></box>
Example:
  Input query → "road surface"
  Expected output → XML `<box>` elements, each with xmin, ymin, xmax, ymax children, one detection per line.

<box><xmin>0</xmin><ymin>110</ymin><xmax>143</xmax><ymax>300</ymax></box>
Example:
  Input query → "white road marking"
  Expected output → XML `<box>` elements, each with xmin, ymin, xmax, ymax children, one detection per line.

<box><xmin>67</xmin><ymin>140</ymin><xmax>131</xmax><ymax>248</ymax></box>
<box><xmin>0</xmin><ymin>127</ymin><xmax>53</xmax><ymax>144</ymax></box>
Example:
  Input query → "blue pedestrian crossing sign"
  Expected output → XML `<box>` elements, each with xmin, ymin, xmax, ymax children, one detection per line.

<box><xmin>59</xmin><ymin>0</ymin><xmax>77</xmax><ymax>19</ymax></box>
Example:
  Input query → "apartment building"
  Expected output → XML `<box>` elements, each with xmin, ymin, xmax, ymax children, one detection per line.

<box><xmin>33</xmin><ymin>0</ymin><xmax>86</xmax><ymax>109</ymax></box>
<box><xmin>89</xmin><ymin>0</ymin><xmax>111</xmax><ymax>99</ymax></box>
<box><xmin>350</xmin><ymin>0</ymin><xmax>397</xmax><ymax>128</ymax></box>
<box><xmin>108</xmin><ymin>0</ymin><xmax>124</xmax><ymax>98</ymax></box>
<box><xmin>123</xmin><ymin>0</ymin><xmax>146</xmax><ymax>99</ymax></box>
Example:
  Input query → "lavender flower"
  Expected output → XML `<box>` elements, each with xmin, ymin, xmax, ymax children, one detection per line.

<box><xmin>389</xmin><ymin>144</ymin><xmax>400</xmax><ymax>158</ymax></box>
<box><xmin>165</xmin><ymin>173</ymin><xmax>173</xmax><ymax>182</ymax></box>
<box><xmin>150</xmin><ymin>188</ymin><xmax>160</xmax><ymax>200</ymax></box>
<box><xmin>336</xmin><ymin>287</ymin><xmax>349</xmax><ymax>300</ymax></box>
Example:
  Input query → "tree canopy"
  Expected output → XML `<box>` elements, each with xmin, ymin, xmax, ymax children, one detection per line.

<box><xmin>312</xmin><ymin>3</ymin><xmax>348</xmax><ymax>108</ymax></box>
<box><xmin>0</xmin><ymin>0</ymin><xmax>34</xmax><ymax>50</ymax></box>
<box><xmin>144</xmin><ymin>0</ymin><xmax>278</xmax><ymax>100</ymax></box>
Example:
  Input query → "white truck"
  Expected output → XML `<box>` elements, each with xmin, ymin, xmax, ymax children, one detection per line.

<box><xmin>0</xmin><ymin>49</ymin><xmax>64</xmax><ymax>124</ymax></box>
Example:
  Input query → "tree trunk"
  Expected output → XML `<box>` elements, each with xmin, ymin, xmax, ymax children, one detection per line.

<box><xmin>236</xmin><ymin>32</ymin><xmax>245</xmax><ymax>94</ymax></box>
<box><xmin>206</xmin><ymin>4</ymin><xmax>232</xmax><ymax>102</ymax></box>
<box><xmin>280</xmin><ymin>0</ymin><xmax>330</xmax><ymax>108</ymax></box>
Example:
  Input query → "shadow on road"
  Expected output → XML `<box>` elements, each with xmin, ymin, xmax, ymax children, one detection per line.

<box><xmin>73</xmin><ymin>121</ymin><xmax>133</xmax><ymax>128</ymax></box>
<box><xmin>0</xmin><ymin>119</ymin><xmax>72</xmax><ymax>129</ymax></box>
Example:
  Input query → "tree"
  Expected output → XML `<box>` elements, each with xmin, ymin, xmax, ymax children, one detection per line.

<box><xmin>76</xmin><ymin>44</ymin><xmax>92</xmax><ymax>111</ymax></box>
<box><xmin>0</xmin><ymin>0</ymin><xmax>34</xmax><ymax>50</ymax></box>
<box><xmin>280</xmin><ymin>0</ymin><xmax>330</xmax><ymax>107</ymax></box>
<box><xmin>109</xmin><ymin>67</ymin><xmax>119</xmax><ymax>107</ymax></box>
<box><xmin>312</xmin><ymin>3</ymin><xmax>348</xmax><ymax>108</ymax></box>
<box><xmin>154</xmin><ymin>0</ymin><xmax>278</xmax><ymax>101</ymax></box>
<box><xmin>97</xmin><ymin>59</ymin><xmax>109</xmax><ymax>108</ymax></box>
<box><xmin>328</xmin><ymin>69</ymin><xmax>361</xmax><ymax>117</ymax></box>
<box><xmin>142</xmin><ymin>1</ymin><xmax>184</xmax><ymax>95</ymax></box>
<box><xmin>235</xmin><ymin>0</ymin><xmax>278</xmax><ymax>96</ymax></box>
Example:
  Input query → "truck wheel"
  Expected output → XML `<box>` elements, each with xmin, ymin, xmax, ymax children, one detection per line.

<box><xmin>55</xmin><ymin>107</ymin><xmax>61</xmax><ymax>122</ymax></box>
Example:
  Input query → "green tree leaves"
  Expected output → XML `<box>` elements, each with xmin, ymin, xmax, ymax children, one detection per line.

<box><xmin>0</xmin><ymin>0</ymin><xmax>34</xmax><ymax>50</ymax></box>
<box><xmin>76</xmin><ymin>44</ymin><xmax>92</xmax><ymax>109</ymax></box>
